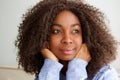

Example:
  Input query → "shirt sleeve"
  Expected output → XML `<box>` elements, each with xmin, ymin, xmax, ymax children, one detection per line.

<box><xmin>38</xmin><ymin>59</ymin><xmax>63</xmax><ymax>80</ymax></box>
<box><xmin>66</xmin><ymin>58</ymin><xmax>88</xmax><ymax>80</ymax></box>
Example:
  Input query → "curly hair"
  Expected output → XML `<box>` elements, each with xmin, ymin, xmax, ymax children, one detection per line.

<box><xmin>15</xmin><ymin>0</ymin><xmax>117</xmax><ymax>78</ymax></box>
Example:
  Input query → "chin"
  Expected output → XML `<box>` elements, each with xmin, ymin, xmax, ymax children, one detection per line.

<box><xmin>59</xmin><ymin>57</ymin><xmax>74</xmax><ymax>61</ymax></box>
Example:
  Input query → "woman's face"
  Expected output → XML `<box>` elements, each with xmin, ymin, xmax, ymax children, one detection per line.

<box><xmin>49</xmin><ymin>10</ymin><xmax>82</xmax><ymax>61</ymax></box>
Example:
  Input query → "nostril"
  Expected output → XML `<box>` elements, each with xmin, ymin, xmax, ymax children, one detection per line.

<box><xmin>63</xmin><ymin>41</ymin><xmax>72</xmax><ymax>44</ymax></box>
<box><xmin>61</xmin><ymin>38</ymin><xmax>72</xmax><ymax>44</ymax></box>
<box><xmin>61</xmin><ymin>32</ymin><xmax>73</xmax><ymax>44</ymax></box>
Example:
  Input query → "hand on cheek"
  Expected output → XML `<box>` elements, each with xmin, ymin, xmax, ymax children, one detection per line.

<box><xmin>75</xmin><ymin>44</ymin><xmax>91</xmax><ymax>62</ymax></box>
<box><xmin>41</xmin><ymin>49</ymin><xmax>59</xmax><ymax>62</ymax></box>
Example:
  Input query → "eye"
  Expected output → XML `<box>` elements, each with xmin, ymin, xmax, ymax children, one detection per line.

<box><xmin>52</xmin><ymin>29</ymin><xmax>61</xmax><ymax>34</ymax></box>
<box><xmin>72</xmin><ymin>29</ymin><xmax>80</xmax><ymax>34</ymax></box>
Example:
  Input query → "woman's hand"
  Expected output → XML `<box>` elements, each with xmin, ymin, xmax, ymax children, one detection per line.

<box><xmin>41</xmin><ymin>49</ymin><xmax>59</xmax><ymax>62</ymax></box>
<box><xmin>75</xmin><ymin>44</ymin><xmax>91</xmax><ymax>62</ymax></box>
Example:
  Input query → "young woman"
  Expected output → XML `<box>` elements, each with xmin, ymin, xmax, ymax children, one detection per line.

<box><xmin>15</xmin><ymin>0</ymin><xmax>119</xmax><ymax>80</ymax></box>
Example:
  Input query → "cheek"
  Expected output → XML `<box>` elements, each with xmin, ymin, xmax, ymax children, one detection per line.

<box><xmin>49</xmin><ymin>36</ymin><xmax>60</xmax><ymax>49</ymax></box>
<box><xmin>75</xmin><ymin>36</ymin><xmax>83</xmax><ymax>48</ymax></box>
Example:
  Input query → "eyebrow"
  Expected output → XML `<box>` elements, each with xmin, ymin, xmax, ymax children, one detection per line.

<box><xmin>52</xmin><ymin>24</ymin><xmax>62</xmax><ymax>27</ymax></box>
<box><xmin>52</xmin><ymin>23</ymin><xmax>81</xmax><ymax>27</ymax></box>
<box><xmin>71</xmin><ymin>23</ymin><xmax>81</xmax><ymax>27</ymax></box>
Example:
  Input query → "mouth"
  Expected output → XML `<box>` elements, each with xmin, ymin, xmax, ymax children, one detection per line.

<box><xmin>60</xmin><ymin>48</ymin><xmax>75</xmax><ymax>55</ymax></box>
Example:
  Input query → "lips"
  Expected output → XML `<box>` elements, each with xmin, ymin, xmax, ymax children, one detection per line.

<box><xmin>60</xmin><ymin>48</ymin><xmax>75</xmax><ymax>55</ymax></box>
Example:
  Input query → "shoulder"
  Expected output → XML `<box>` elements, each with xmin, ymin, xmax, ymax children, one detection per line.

<box><xmin>103</xmin><ymin>66</ymin><xmax>118</xmax><ymax>79</ymax></box>
<box><xmin>93</xmin><ymin>65</ymin><xmax>119</xmax><ymax>80</ymax></box>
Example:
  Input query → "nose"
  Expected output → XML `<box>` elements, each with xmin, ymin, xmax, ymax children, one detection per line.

<box><xmin>61</xmin><ymin>32</ymin><xmax>73</xmax><ymax>44</ymax></box>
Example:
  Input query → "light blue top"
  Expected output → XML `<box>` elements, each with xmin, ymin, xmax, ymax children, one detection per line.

<box><xmin>37</xmin><ymin>58</ymin><xmax>119</xmax><ymax>80</ymax></box>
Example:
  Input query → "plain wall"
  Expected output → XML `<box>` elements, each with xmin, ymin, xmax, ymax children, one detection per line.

<box><xmin>0</xmin><ymin>0</ymin><xmax>120</xmax><ymax>71</ymax></box>
<box><xmin>0</xmin><ymin>0</ymin><xmax>40</xmax><ymax>67</ymax></box>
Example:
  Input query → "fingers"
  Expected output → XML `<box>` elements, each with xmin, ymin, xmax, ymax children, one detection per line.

<box><xmin>41</xmin><ymin>49</ymin><xmax>59</xmax><ymax>62</ymax></box>
<box><xmin>76</xmin><ymin>44</ymin><xmax>91</xmax><ymax>62</ymax></box>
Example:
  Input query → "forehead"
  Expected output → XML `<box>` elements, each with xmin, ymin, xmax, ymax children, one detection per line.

<box><xmin>53</xmin><ymin>10</ymin><xmax>80</xmax><ymax>24</ymax></box>
<box><xmin>54</xmin><ymin>10</ymin><xmax>78</xmax><ymax>19</ymax></box>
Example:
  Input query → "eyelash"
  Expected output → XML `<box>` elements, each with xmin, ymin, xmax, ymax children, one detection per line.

<box><xmin>52</xmin><ymin>30</ymin><xmax>61</xmax><ymax>34</ymax></box>
<box><xmin>51</xmin><ymin>29</ymin><xmax>80</xmax><ymax>34</ymax></box>
<box><xmin>72</xmin><ymin>29</ymin><xmax>80</xmax><ymax>34</ymax></box>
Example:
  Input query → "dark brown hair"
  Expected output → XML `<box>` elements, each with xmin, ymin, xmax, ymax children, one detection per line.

<box><xmin>15</xmin><ymin>0</ymin><xmax>117</xmax><ymax>78</ymax></box>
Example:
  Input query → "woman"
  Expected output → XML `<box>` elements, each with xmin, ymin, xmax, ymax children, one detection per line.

<box><xmin>15</xmin><ymin>0</ymin><xmax>119</xmax><ymax>80</ymax></box>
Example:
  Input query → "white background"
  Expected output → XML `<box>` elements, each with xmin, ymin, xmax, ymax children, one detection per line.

<box><xmin>0</xmin><ymin>0</ymin><xmax>120</xmax><ymax>71</ymax></box>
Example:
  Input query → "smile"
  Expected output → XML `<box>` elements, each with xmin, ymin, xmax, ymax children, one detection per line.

<box><xmin>60</xmin><ymin>48</ymin><xmax>75</xmax><ymax>55</ymax></box>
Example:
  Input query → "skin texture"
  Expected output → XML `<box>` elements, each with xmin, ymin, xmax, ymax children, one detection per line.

<box><xmin>41</xmin><ymin>10</ymin><xmax>91</xmax><ymax>62</ymax></box>
<box><xmin>41</xmin><ymin>44</ymin><xmax>91</xmax><ymax>62</ymax></box>
<box><xmin>76</xmin><ymin>44</ymin><xmax>91</xmax><ymax>62</ymax></box>
<box><xmin>49</xmin><ymin>10</ymin><xmax>83</xmax><ymax>61</ymax></box>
